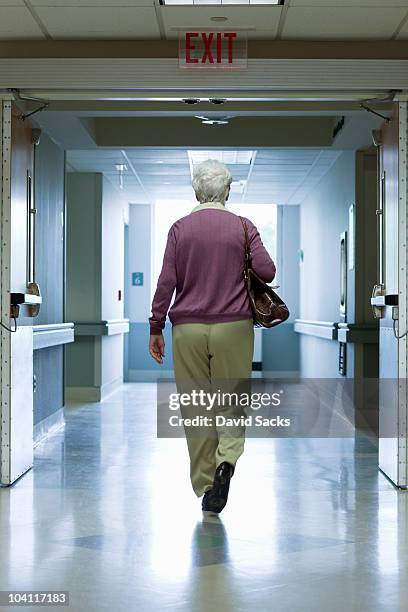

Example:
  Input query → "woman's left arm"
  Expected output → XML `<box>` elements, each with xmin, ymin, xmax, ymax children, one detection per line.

<box><xmin>247</xmin><ymin>220</ymin><xmax>276</xmax><ymax>282</ymax></box>
<box><xmin>149</xmin><ymin>225</ymin><xmax>177</xmax><ymax>336</ymax></box>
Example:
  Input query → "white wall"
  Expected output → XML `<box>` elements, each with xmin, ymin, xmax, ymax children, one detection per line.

<box><xmin>101</xmin><ymin>177</ymin><xmax>127</xmax><ymax>392</ymax></box>
<box><xmin>128</xmin><ymin>204</ymin><xmax>152</xmax><ymax>323</ymax></box>
<box><xmin>299</xmin><ymin>151</ymin><xmax>356</xmax><ymax>378</ymax></box>
<box><xmin>102</xmin><ymin>176</ymin><xmax>126</xmax><ymax>320</ymax></box>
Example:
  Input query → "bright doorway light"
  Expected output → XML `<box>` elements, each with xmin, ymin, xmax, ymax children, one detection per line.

<box><xmin>229</xmin><ymin>203</ymin><xmax>277</xmax><ymax>262</ymax></box>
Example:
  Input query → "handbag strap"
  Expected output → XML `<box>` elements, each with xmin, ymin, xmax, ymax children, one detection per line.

<box><xmin>239</xmin><ymin>216</ymin><xmax>252</xmax><ymax>279</ymax></box>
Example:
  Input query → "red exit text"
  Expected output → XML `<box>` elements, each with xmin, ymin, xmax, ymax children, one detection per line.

<box><xmin>186</xmin><ymin>32</ymin><xmax>236</xmax><ymax>64</ymax></box>
<box><xmin>179</xmin><ymin>31</ymin><xmax>247</xmax><ymax>70</ymax></box>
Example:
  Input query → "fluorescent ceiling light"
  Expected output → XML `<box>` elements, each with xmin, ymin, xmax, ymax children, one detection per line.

<box><xmin>163</xmin><ymin>0</ymin><xmax>282</xmax><ymax>4</ymax></box>
<box><xmin>188</xmin><ymin>150</ymin><xmax>254</xmax><ymax>166</ymax></box>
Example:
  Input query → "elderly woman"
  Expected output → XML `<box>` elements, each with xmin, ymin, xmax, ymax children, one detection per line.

<box><xmin>149</xmin><ymin>160</ymin><xmax>276</xmax><ymax>513</ymax></box>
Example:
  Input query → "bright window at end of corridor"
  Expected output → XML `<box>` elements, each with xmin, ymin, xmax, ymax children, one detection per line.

<box><xmin>228</xmin><ymin>203</ymin><xmax>277</xmax><ymax>263</ymax></box>
<box><xmin>152</xmin><ymin>201</ymin><xmax>277</xmax><ymax>299</ymax></box>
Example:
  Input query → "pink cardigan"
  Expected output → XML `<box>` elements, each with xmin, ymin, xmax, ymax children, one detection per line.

<box><xmin>149</xmin><ymin>203</ymin><xmax>276</xmax><ymax>334</ymax></box>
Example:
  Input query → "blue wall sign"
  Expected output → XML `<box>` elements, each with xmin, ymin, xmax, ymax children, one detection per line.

<box><xmin>132</xmin><ymin>272</ymin><xmax>144</xmax><ymax>286</ymax></box>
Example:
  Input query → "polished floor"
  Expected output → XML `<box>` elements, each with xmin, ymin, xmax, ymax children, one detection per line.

<box><xmin>0</xmin><ymin>382</ymin><xmax>407</xmax><ymax>612</ymax></box>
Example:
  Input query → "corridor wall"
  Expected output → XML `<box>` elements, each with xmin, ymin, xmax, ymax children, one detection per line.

<box><xmin>298</xmin><ymin>151</ymin><xmax>356</xmax><ymax>378</ymax></box>
<box><xmin>262</xmin><ymin>205</ymin><xmax>300</xmax><ymax>376</ymax></box>
<box><xmin>65</xmin><ymin>173</ymin><xmax>128</xmax><ymax>401</ymax></box>
<box><xmin>126</xmin><ymin>203</ymin><xmax>173</xmax><ymax>381</ymax></box>
<box><xmin>33</xmin><ymin>132</ymin><xmax>65</xmax><ymax>440</ymax></box>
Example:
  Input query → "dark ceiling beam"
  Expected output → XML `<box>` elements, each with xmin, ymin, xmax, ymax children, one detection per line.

<box><xmin>43</xmin><ymin>100</ymin><xmax>392</xmax><ymax>113</ymax></box>
<box><xmin>1</xmin><ymin>39</ymin><xmax>408</xmax><ymax>59</ymax></box>
<box><xmin>92</xmin><ymin>116</ymin><xmax>336</xmax><ymax>147</ymax></box>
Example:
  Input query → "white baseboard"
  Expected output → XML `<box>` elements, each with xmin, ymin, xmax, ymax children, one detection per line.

<box><xmin>100</xmin><ymin>377</ymin><xmax>122</xmax><ymax>400</ymax></box>
<box><xmin>34</xmin><ymin>408</ymin><xmax>65</xmax><ymax>447</ymax></box>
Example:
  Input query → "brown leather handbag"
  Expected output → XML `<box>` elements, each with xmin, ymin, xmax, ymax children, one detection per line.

<box><xmin>240</xmin><ymin>216</ymin><xmax>290</xmax><ymax>328</ymax></box>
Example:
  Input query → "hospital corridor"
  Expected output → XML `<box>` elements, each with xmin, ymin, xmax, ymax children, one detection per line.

<box><xmin>1</xmin><ymin>2</ymin><xmax>408</xmax><ymax>610</ymax></box>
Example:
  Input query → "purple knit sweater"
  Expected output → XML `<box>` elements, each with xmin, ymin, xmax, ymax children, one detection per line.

<box><xmin>149</xmin><ymin>203</ymin><xmax>276</xmax><ymax>334</ymax></box>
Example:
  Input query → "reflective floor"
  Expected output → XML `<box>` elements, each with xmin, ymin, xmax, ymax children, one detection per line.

<box><xmin>1</xmin><ymin>383</ymin><xmax>407</xmax><ymax>611</ymax></box>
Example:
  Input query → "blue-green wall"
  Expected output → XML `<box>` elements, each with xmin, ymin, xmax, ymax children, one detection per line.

<box><xmin>33</xmin><ymin>133</ymin><xmax>65</xmax><ymax>426</ymax></box>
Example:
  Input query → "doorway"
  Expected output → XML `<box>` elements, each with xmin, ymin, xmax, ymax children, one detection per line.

<box><xmin>0</xmin><ymin>92</ymin><xmax>407</xmax><ymax>490</ymax></box>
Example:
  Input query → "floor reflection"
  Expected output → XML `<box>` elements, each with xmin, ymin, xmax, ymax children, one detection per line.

<box><xmin>0</xmin><ymin>382</ymin><xmax>407</xmax><ymax>612</ymax></box>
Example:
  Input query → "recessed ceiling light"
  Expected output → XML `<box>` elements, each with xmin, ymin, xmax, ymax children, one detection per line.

<box><xmin>188</xmin><ymin>150</ymin><xmax>254</xmax><ymax>166</ymax></box>
<box><xmin>115</xmin><ymin>164</ymin><xmax>127</xmax><ymax>190</ymax></box>
<box><xmin>210</xmin><ymin>16</ymin><xmax>228</xmax><ymax>22</ymax></box>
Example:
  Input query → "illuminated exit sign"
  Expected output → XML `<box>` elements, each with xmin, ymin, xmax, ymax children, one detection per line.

<box><xmin>179</xmin><ymin>31</ymin><xmax>247</xmax><ymax>70</ymax></box>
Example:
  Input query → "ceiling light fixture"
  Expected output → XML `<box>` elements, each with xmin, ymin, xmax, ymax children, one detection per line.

<box><xmin>161</xmin><ymin>0</ymin><xmax>283</xmax><ymax>5</ymax></box>
<box><xmin>188</xmin><ymin>150</ymin><xmax>254</xmax><ymax>166</ymax></box>
<box><xmin>115</xmin><ymin>163</ymin><xmax>127</xmax><ymax>190</ymax></box>
<box><xmin>195</xmin><ymin>115</ymin><xmax>230</xmax><ymax>125</ymax></box>
<box><xmin>210</xmin><ymin>16</ymin><xmax>228</xmax><ymax>22</ymax></box>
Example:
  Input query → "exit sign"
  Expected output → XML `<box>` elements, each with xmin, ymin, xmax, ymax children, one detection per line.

<box><xmin>179</xmin><ymin>31</ymin><xmax>247</xmax><ymax>70</ymax></box>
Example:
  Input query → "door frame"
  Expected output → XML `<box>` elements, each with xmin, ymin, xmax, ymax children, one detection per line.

<box><xmin>397</xmin><ymin>102</ymin><xmax>408</xmax><ymax>486</ymax></box>
<box><xmin>0</xmin><ymin>99</ymin><xmax>12</xmax><ymax>484</ymax></box>
<box><xmin>1</xmin><ymin>83</ymin><xmax>408</xmax><ymax>485</ymax></box>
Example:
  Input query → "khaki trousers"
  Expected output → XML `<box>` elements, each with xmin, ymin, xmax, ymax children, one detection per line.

<box><xmin>172</xmin><ymin>319</ymin><xmax>254</xmax><ymax>497</ymax></box>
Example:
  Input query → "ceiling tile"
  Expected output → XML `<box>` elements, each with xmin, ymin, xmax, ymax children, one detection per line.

<box><xmin>291</xmin><ymin>0</ymin><xmax>408</xmax><ymax>5</ymax></box>
<box><xmin>31</xmin><ymin>0</ymin><xmax>153</xmax><ymax>4</ymax></box>
<box><xmin>66</xmin><ymin>147</ymin><xmax>344</xmax><ymax>206</ymax></box>
<box><xmin>127</xmin><ymin>150</ymin><xmax>190</xmax><ymax>164</ymax></box>
<box><xmin>161</xmin><ymin>6</ymin><xmax>282</xmax><ymax>39</ymax></box>
<box><xmin>0</xmin><ymin>0</ymin><xmax>25</xmax><ymax>5</ymax></box>
<box><xmin>33</xmin><ymin>6</ymin><xmax>160</xmax><ymax>38</ymax></box>
<box><xmin>0</xmin><ymin>6</ymin><xmax>45</xmax><ymax>38</ymax></box>
<box><xmin>255</xmin><ymin>149</ymin><xmax>320</xmax><ymax>164</ymax></box>
<box><xmin>282</xmin><ymin>7</ymin><xmax>407</xmax><ymax>39</ymax></box>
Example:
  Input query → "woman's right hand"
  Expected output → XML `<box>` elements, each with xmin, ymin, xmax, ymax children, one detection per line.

<box><xmin>149</xmin><ymin>334</ymin><xmax>165</xmax><ymax>364</ymax></box>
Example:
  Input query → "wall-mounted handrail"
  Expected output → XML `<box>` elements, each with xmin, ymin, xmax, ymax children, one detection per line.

<box><xmin>294</xmin><ymin>319</ymin><xmax>338</xmax><ymax>340</ymax></box>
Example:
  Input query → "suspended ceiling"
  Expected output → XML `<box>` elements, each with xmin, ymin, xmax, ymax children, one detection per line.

<box><xmin>0</xmin><ymin>0</ymin><xmax>408</xmax><ymax>41</ymax></box>
<box><xmin>65</xmin><ymin>146</ymin><xmax>346</xmax><ymax>205</ymax></box>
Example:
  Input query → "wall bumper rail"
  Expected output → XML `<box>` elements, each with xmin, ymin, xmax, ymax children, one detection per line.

<box><xmin>74</xmin><ymin>319</ymin><xmax>130</xmax><ymax>337</ymax></box>
<box><xmin>294</xmin><ymin>319</ymin><xmax>379</xmax><ymax>344</ymax></box>
<box><xmin>294</xmin><ymin>319</ymin><xmax>338</xmax><ymax>340</ymax></box>
<box><xmin>33</xmin><ymin>322</ymin><xmax>74</xmax><ymax>350</ymax></box>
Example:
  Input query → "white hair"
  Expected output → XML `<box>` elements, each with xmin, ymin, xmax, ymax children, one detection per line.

<box><xmin>192</xmin><ymin>159</ymin><xmax>233</xmax><ymax>204</ymax></box>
